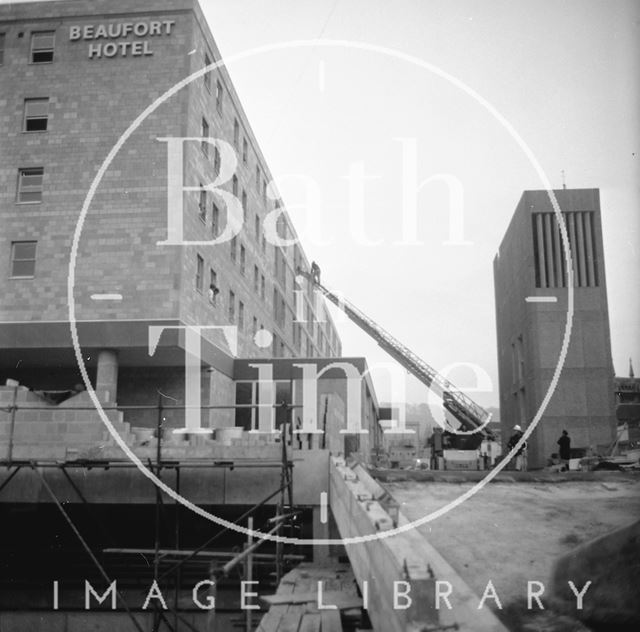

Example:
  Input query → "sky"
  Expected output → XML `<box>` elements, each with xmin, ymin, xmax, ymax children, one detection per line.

<box><xmin>194</xmin><ymin>0</ymin><xmax>640</xmax><ymax>407</ymax></box>
<box><xmin>7</xmin><ymin>0</ymin><xmax>639</xmax><ymax>408</ymax></box>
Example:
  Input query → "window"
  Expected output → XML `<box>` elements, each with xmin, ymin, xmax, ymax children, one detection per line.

<box><xmin>252</xmin><ymin>317</ymin><xmax>258</xmax><ymax>336</ymax></box>
<box><xmin>203</xmin><ymin>53</ymin><xmax>211</xmax><ymax>91</ymax></box>
<box><xmin>212</xmin><ymin>203</ymin><xmax>220</xmax><ymax>237</ymax></box>
<box><xmin>23</xmin><ymin>98</ymin><xmax>49</xmax><ymax>132</ymax></box>
<box><xmin>31</xmin><ymin>31</ymin><xmax>55</xmax><ymax>63</ymax></box>
<box><xmin>17</xmin><ymin>167</ymin><xmax>43</xmax><ymax>203</ymax></box>
<box><xmin>199</xmin><ymin>187</ymin><xmax>207</xmax><ymax>222</ymax></box>
<box><xmin>232</xmin><ymin>175</ymin><xmax>238</xmax><ymax>197</ymax></box>
<box><xmin>230</xmin><ymin>236</ymin><xmax>237</xmax><ymax>262</ymax></box>
<box><xmin>209</xmin><ymin>268</ymin><xmax>218</xmax><ymax>304</ymax></box>
<box><xmin>213</xmin><ymin>146</ymin><xmax>221</xmax><ymax>176</ymax></box>
<box><xmin>253</xmin><ymin>265</ymin><xmax>259</xmax><ymax>292</ymax></box>
<box><xmin>228</xmin><ymin>290</ymin><xmax>235</xmax><ymax>322</ymax></box>
<box><xmin>255</xmin><ymin>166</ymin><xmax>260</xmax><ymax>189</ymax></box>
<box><xmin>241</xmin><ymin>189</ymin><xmax>247</xmax><ymax>221</ymax></box>
<box><xmin>260</xmin><ymin>274</ymin><xmax>265</xmax><ymax>300</ymax></box>
<box><xmin>254</xmin><ymin>214</ymin><xmax>260</xmax><ymax>238</ymax></box>
<box><xmin>238</xmin><ymin>301</ymin><xmax>245</xmax><ymax>330</ymax></box>
<box><xmin>201</xmin><ymin>117</ymin><xmax>209</xmax><ymax>154</ymax></box>
<box><xmin>0</xmin><ymin>33</ymin><xmax>5</xmax><ymax>65</ymax></box>
<box><xmin>216</xmin><ymin>80</ymin><xmax>223</xmax><ymax>113</ymax></box>
<box><xmin>195</xmin><ymin>254</ymin><xmax>204</xmax><ymax>292</ymax></box>
<box><xmin>10</xmin><ymin>241</ymin><xmax>36</xmax><ymax>278</ymax></box>
<box><xmin>242</xmin><ymin>138</ymin><xmax>248</xmax><ymax>163</ymax></box>
<box><xmin>262</xmin><ymin>179</ymin><xmax>267</xmax><ymax>202</ymax></box>
<box><xmin>261</xmin><ymin>235</ymin><xmax>266</xmax><ymax>253</ymax></box>
<box><xmin>240</xmin><ymin>244</ymin><xmax>246</xmax><ymax>275</ymax></box>
<box><xmin>233</xmin><ymin>119</ymin><xmax>239</xmax><ymax>147</ymax></box>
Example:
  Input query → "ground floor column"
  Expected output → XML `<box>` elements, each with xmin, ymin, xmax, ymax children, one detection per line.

<box><xmin>95</xmin><ymin>349</ymin><xmax>118</xmax><ymax>404</ymax></box>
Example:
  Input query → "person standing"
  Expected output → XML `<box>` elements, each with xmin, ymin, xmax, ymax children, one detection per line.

<box><xmin>557</xmin><ymin>430</ymin><xmax>571</xmax><ymax>471</ymax></box>
<box><xmin>507</xmin><ymin>424</ymin><xmax>526</xmax><ymax>471</ymax></box>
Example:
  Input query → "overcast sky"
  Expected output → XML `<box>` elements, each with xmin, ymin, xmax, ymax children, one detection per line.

<box><xmin>7</xmin><ymin>0</ymin><xmax>639</xmax><ymax>409</ymax></box>
<box><xmin>195</xmin><ymin>0</ymin><xmax>639</xmax><ymax>407</ymax></box>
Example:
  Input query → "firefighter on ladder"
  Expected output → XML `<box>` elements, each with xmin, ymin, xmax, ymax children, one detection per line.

<box><xmin>310</xmin><ymin>261</ymin><xmax>321</xmax><ymax>285</ymax></box>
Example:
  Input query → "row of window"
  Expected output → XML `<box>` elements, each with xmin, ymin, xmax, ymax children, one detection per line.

<box><xmin>199</xmin><ymin>116</ymin><xmax>268</xmax><ymax>205</ymax></box>
<box><xmin>193</xmin><ymin>250</ymin><xmax>335</xmax><ymax>357</ymax></box>
<box><xmin>195</xmin><ymin>253</ymin><xmax>280</xmax><ymax>350</ymax></box>
<box><xmin>5</xmin><ymin>238</ymin><xmax>337</xmax><ymax>355</ymax></box>
<box><xmin>0</xmin><ymin>30</ymin><xmax>55</xmax><ymax>65</ymax></box>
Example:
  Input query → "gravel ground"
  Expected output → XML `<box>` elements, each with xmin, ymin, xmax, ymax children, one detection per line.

<box><xmin>385</xmin><ymin>474</ymin><xmax>640</xmax><ymax>631</ymax></box>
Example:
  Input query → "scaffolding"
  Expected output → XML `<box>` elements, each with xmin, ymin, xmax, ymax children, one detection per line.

<box><xmin>0</xmin><ymin>397</ymin><xmax>304</xmax><ymax>632</ymax></box>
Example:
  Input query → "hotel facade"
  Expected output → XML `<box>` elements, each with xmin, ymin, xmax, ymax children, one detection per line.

<box><xmin>0</xmin><ymin>0</ymin><xmax>342</xmax><ymax>431</ymax></box>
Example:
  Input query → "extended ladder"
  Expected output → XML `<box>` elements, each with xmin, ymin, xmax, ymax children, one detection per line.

<box><xmin>305</xmin><ymin>273</ymin><xmax>492</xmax><ymax>436</ymax></box>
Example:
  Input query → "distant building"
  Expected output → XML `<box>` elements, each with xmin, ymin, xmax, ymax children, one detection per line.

<box><xmin>613</xmin><ymin>363</ymin><xmax>640</xmax><ymax>448</ymax></box>
<box><xmin>493</xmin><ymin>189</ymin><xmax>616</xmax><ymax>468</ymax></box>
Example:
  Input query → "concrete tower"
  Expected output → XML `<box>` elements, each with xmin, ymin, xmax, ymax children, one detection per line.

<box><xmin>493</xmin><ymin>189</ymin><xmax>616</xmax><ymax>468</ymax></box>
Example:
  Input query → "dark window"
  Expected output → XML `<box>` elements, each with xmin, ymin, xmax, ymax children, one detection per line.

<box><xmin>240</xmin><ymin>244</ymin><xmax>246</xmax><ymax>275</ymax></box>
<box><xmin>10</xmin><ymin>241</ymin><xmax>37</xmax><ymax>278</ymax></box>
<box><xmin>232</xmin><ymin>175</ymin><xmax>238</xmax><ymax>197</ymax></box>
<box><xmin>254</xmin><ymin>214</ymin><xmax>260</xmax><ymax>238</ymax></box>
<box><xmin>199</xmin><ymin>187</ymin><xmax>207</xmax><ymax>222</ymax></box>
<box><xmin>203</xmin><ymin>53</ymin><xmax>211</xmax><ymax>91</ymax></box>
<box><xmin>253</xmin><ymin>265</ymin><xmax>259</xmax><ymax>292</ymax></box>
<box><xmin>233</xmin><ymin>119</ymin><xmax>239</xmax><ymax>147</ymax></box>
<box><xmin>242</xmin><ymin>138</ymin><xmax>248</xmax><ymax>163</ymax></box>
<box><xmin>252</xmin><ymin>316</ymin><xmax>258</xmax><ymax>336</ymax></box>
<box><xmin>262</xmin><ymin>235</ymin><xmax>266</xmax><ymax>253</ymax></box>
<box><xmin>216</xmin><ymin>80</ymin><xmax>223</xmax><ymax>113</ymax></box>
<box><xmin>260</xmin><ymin>274</ymin><xmax>265</xmax><ymax>300</ymax></box>
<box><xmin>255</xmin><ymin>165</ymin><xmax>260</xmax><ymax>189</ymax></box>
<box><xmin>213</xmin><ymin>146</ymin><xmax>221</xmax><ymax>175</ymax></box>
<box><xmin>262</xmin><ymin>179</ymin><xmax>267</xmax><ymax>202</ymax></box>
<box><xmin>230</xmin><ymin>236</ymin><xmax>237</xmax><ymax>262</ymax></box>
<box><xmin>209</xmin><ymin>268</ymin><xmax>218</xmax><ymax>304</ymax></box>
<box><xmin>195</xmin><ymin>255</ymin><xmax>204</xmax><ymax>292</ymax></box>
<box><xmin>31</xmin><ymin>31</ymin><xmax>54</xmax><ymax>63</ymax></box>
<box><xmin>228</xmin><ymin>290</ymin><xmax>235</xmax><ymax>322</ymax></box>
<box><xmin>238</xmin><ymin>301</ymin><xmax>245</xmax><ymax>330</ymax></box>
<box><xmin>241</xmin><ymin>189</ymin><xmax>247</xmax><ymax>221</ymax></box>
<box><xmin>24</xmin><ymin>98</ymin><xmax>49</xmax><ymax>132</ymax></box>
<box><xmin>212</xmin><ymin>203</ymin><xmax>220</xmax><ymax>237</ymax></box>
<box><xmin>17</xmin><ymin>167</ymin><xmax>43</xmax><ymax>203</ymax></box>
<box><xmin>201</xmin><ymin>117</ymin><xmax>209</xmax><ymax>154</ymax></box>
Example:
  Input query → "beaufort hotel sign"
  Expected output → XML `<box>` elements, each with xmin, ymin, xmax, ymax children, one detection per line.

<box><xmin>69</xmin><ymin>20</ymin><xmax>176</xmax><ymax>58</ymax></box>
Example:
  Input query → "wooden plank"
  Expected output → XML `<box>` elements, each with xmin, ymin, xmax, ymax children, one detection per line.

<box><xmin>320</xmin><ymin>609</ymin><xmax>342</xmax><ymax>632</ymax></box>
<box><xmin>261</xmin><ymin>590</ymin><xmax>362</xmax><ymax>611</ymax></box>
<box><xmin>299</xmin><ymin>612</ymin><xmax>321</xmax><ymax>632</ymax></box>
<box><xmin>277</xmin><ymin>608</ymin><xmax>304</xmax><ymax>632</ymax></box>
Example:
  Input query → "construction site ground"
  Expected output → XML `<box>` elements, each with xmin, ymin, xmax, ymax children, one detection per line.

<box><xmin>378</xmin><ymin>470</ymin><xmax>640</xmax><ymax>632</ymax></box>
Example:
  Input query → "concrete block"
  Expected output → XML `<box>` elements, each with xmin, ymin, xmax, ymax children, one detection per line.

<box><xmin>550</xmin><ymin>519</ymin><xmax>640</xmax><ymax>627</ymax></box>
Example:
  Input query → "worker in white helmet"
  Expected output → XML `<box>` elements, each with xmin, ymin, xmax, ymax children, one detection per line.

<box><xmin>507</xmin><ymin>424</ymin><xmax>526</xmax><ymax>471</ymax></box>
